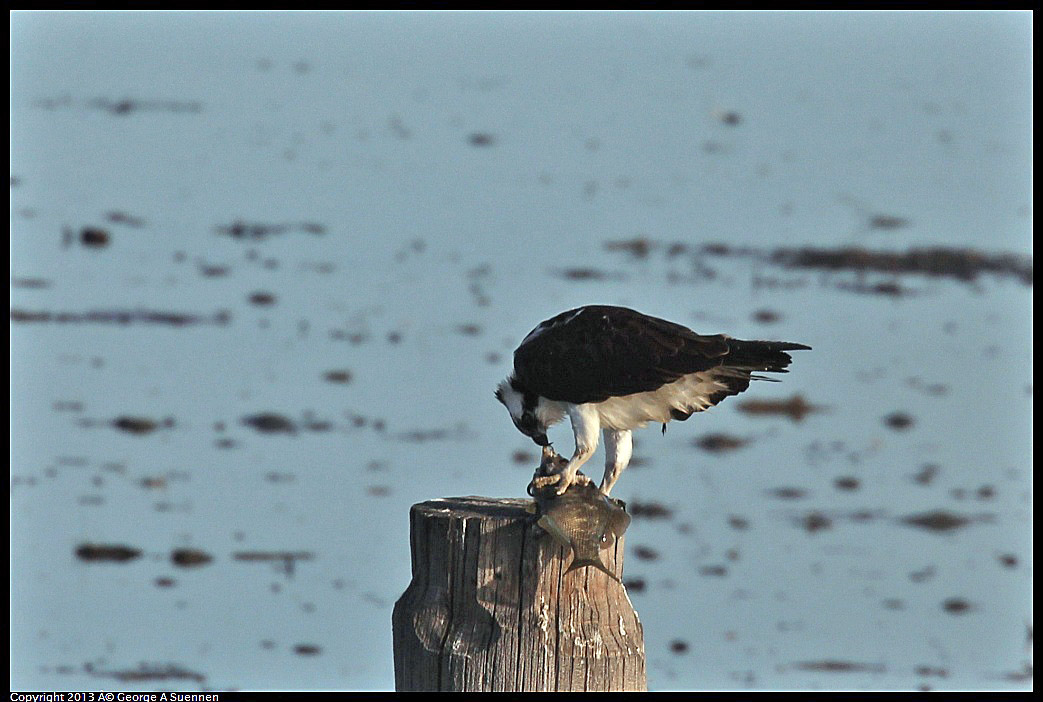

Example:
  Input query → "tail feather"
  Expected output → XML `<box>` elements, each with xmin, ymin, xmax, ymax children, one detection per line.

<box><xmin>566</xmin><ymin>556</ymin><xmax>620</xmax><ymax>582</ymax></box>
<box><xmin>724</xmin><ymin>339</ymin><xmax>811</xmax><ymax>374</ymax></box>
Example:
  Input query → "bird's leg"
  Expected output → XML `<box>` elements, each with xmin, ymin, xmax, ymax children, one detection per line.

<box><xmin>530</xmin><ymin>404</ymin><xmax>600</xmax><ymax>494</ymax></box>
<box><xmin>600</xmin><ymin>429</ymin><xmax>632</xmax><ymax>496</ymax></box>
<box><xmin>553</xmin><ymin>404</ymin><xmax>600</xmax><ymax>495</ymax></box>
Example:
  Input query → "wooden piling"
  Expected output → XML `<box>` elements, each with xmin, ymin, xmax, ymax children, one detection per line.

<box><xmin>392</xmin><ymin>496</ymin><xmax>646</xmax><ymax>692</ymax></box>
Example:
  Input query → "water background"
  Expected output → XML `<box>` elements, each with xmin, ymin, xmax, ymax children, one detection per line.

<box><xmin>10</xmin><ymin>10</ymin><xmax>1032</xmax><ymax>691</ymax></box>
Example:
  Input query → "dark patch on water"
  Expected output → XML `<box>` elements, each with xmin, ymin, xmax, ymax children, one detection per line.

<box><xmin>112</xmin><ymin>416</ymin><xmax>174</xmax><ymax>435</ymax></box>
<box><xmin>915</xmin><ymin>665</ymin><xmax>949</xmax><ymax>678</ymax></box>
<box><xmin>323</xmin><ymin>369</ymin><xmax>353</xmax><ymax>384</ymax></box>
<box><xmin>217</xmin><ymin>220</ymin><xmax>325</xmax><ymax>240</ymax></box>
<box><xmin>727</xmin><ymin>515</ymin><xmax>750</xmax><ymax>530</ymax></box>
<box><xmin>942</xmin><ymin>597</ymin><xmax>974</xmax><ymax>614</ymax></box>
<box><xmin>716</xmin><ymin>109</ymin><xmax>742</xmax><ymax>126</ymax></box>
<box><xmin>11</xmin><ymin>308</ymin><xmax>231</xmax><ymax>326</ymax></box>
<box><xmin>632</xmin><ymin>545</ymin><xmax>660</xmax><ymax>561</ymax></box>
<box><xmin>905</xmin><ymin>377</ymin><xmax>950</xmax><ymax>397</ymax></box>
<box><xmin>242</xmin><ymin>413</ymin><xmax>297</xmax><ymax>435</ymax></box>
<box><xmin>997</xmin><ymin>661</ymin><xmax>1033</xmax><ymax>683</ymax></box>
<box><xmin>233</xmin><ymin>551</ymin><xmax>314</xmax><ymax>577</ymax></box>
<box><xmin>883</xmin><ymin>411</ymin><xmax>915</xmax><ymax>430</ymax></box>
<box><xmin>388</xmin><ymin>115</ymin><xmax>411</xmax><ymax>140</ymax></box>
<box><xmin>768</xmin><ymin>245</ymin><xmax>1032</xmax><ymax>285</ymax></box>
<box><xmin>912</xmin><ymin>463</ymin><xmax>940</xmax><ymax>486</ymax></box>
<box><xmin>248</xmin><ymin>291</ymin><xmax>277</xmax><ymax>306</ymax></box>
<box><xmin>393</xmin><ymin>423</ymin><xmax>473</xmax><ymax>443</ymax></box>
<box><xmin>90</xmin><ymin>97</ymin><xmax>202</xmax><ymax>116</ymax></box>
<box><xmin>832</xmin><ymin>192</ymin><xmax>916</xmax><ymax>235</ymax></box>
<box><xmin>629</xmin><ymin>501</ymin><xmax>673</xmax><ymax>519</ymax></box>
<box><xmin>736</xmin><ymin>394</ymin><xmax>824</xmax><ymax>422</ymax></box>
<box><xmin>867</xmin><ymin>215</ymin><xmax>911</xmax><ymax>231</ymax></box>
<box><xmin>751</xmin><ymin>308</ymin><xmax>781</xmax><ymax>324</ymax></box>
<box><xmin>34</xmin><ymin>94</ymin><xmax>202</xmax><ymax>116</ymax></box>
<box><xmin>781</xmin><ymin>508</ymin><xmax>882</xmax><ymax>531</ymax></box>
<box><xmin>512</xmin><ymin>449</ymin><xmax>535</xmax><ymax>465</ymax></box>
<box><xmin>301</xmin><ymin>412</ymin><xmax>333</xmax><ymax>432</ymax></box>
<box><xmin>835</xmin><ymin>279</ymin><xmax>916</xmax><ymax>297</ymax></box>
<box><xmin>701</xmin><ymin>140</ymin><xmax>727</xmax><ymax>155</ymax></box>
<box><xmin>909</xmin><ymin>565</ymin><xmax>936</xmax><ymax>583</ymax></box>
<box><xmin>84</xmin><ymin>661</ymin><xmax>206</xmax><ymax>684</ymax></box>
<box><xmin>799</xmin><ymin>511</ymin><xmax>833</xmax><ymax>533</ymax></box>
<box><xmin>698</xmin><ymin>565</ymin><xmax>728</xmax><ymax>577</ymax></box>
<box><xmin>604</xmin><ymin>237</ymin><xmax>654</xmax><ymax>259</ymax></box>
<box><xmin>10</xmin><ymin>475</ymin><xmax>38</xmax><ymax>488</ymax></box>
<box><xmin>331</xmin><ymin>328</ymin><xmax>369</xmax><ymax>345</ymax></box>
<box><xmin>105</xmin><ymin>210</ymin><xmax>147</xmax><ymax>228</ymax></box>
<box><xmin>467</xmin><ymin>132</ymin><xmax>495</xmax><ymax>147</ymax></box>
<box><xmin>692</xmin><ymin>243</ymin><xmax>1032</xmax><ymax>285</ymax></box>
<box><xmin>791</xmin><ymin>659</ymin><xmax>886</xmax><ymax>673</ymax></box>
<box><xmin>75</xmin><ymin>543</ymin><xmax>142</xmax><ymax>563</ymax></box>
<box><xmin>622</xmin><ymin>577</ymin><xmax>646</xmax><ymax>593</ymax></box>
<box><xmin>171</xmin><ymin>548</ymin><xmax>213</xmax><ymax>568</ymax></box>
<box><xmin>694</xmin><ymin>433</ymin><xmax>749</xmax><ymax>453</ymax></box>
<box><xmin>77</xmin><ymin>226</ymin><xmax>109</xmax><ymax>248</ymax></box>
<box><xmin>766</xmin><ymin>487</ymin><xmax>808</xmax><ymax>500</ymax></box>
<box><xmin>899</xmin><ymin>509</ymin><xmax>993</xmax><ymax>533</ymax></box>
<box><xmin>552</xmin><ymin>267</ymin><xmax>626</xmax><ymax>282</ymax></box>
<box><xmin>11</xmin><ymin>277</ymin><xmax>51</xmax><ymax>289</ymax></box>
<box><xmin>669</xmin><ymin>639</ymin><xmax>690</xmax><ymax>654</ymax></box>
<box><xmin>976</xmin><ymin>484</ymin><xmax>996</xmax><ymax>500</ymax></box>
<box><xmin>834</xmin><ymin>476</ymin><xmax>860</xmax><ymax>491</ymax></box>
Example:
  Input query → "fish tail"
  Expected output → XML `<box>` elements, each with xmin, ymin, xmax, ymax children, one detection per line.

<box><xmin>566</xmin><ymin>556</ymin><xmax>620</xmax><ymax>582</ymax></box>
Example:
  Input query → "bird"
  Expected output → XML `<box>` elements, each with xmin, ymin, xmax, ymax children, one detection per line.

<box><xmin>495</xmin><ymin>305</ymin><xmax>810</xmax><ymax>496</ymax></box>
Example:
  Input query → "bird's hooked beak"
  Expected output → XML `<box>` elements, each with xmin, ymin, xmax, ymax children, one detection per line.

<box><xmin>532</xmin><ymin>431</ymin><xmax>550</xmax><ymax>447</ymax></box>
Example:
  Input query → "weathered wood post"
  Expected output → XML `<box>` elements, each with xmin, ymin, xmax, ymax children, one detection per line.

<box><xmin>392</xmin><ymin>496</ymin><xmax>646</xmax><ymax>692</ymax></box>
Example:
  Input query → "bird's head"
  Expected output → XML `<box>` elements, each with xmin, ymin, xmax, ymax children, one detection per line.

<box><xmin>495</xmin><ymin>376</ymin><xmax>550</xmax><ymax>447</ymax></box>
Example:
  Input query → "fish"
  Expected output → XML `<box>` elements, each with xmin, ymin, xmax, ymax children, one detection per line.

<box><xmin>528</xmin><ymin>446</ymin><xmax>631</xmax><ymax>580</ymax></box>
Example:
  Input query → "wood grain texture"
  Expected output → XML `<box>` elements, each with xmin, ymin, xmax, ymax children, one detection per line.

<box><xmin>392</xmin><ymin>496</ymin><xmax>646</xmax><ymax>691</ymax></box>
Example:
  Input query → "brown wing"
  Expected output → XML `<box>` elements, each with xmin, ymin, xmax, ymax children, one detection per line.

<box><xmin>514</xmin><ymin>305</ymin><xmax>810</xmax><ymax>405</ymax></box>
<box><xmin>513</xmin><ymin>306</ymin><xmax>730</xmax><ymax>403</ymax></box>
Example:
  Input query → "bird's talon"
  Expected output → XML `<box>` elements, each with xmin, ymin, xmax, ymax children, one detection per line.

<box><xmin>531</xmin><ymin>473</ymin><xmax>562</xmax><ymax>489</ymax></box>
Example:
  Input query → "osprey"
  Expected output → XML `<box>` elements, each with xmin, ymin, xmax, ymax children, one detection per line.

<box><xmin>496</xmin><ymin>305</ymin><xmax>810</xmax><ymax>496</ymax></box>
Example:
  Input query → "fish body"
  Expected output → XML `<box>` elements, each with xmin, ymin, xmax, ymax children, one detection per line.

<box><xmin>530</xmin><ymin>448</ymin><xmax>631</xmax><ymax>580</ymax></box>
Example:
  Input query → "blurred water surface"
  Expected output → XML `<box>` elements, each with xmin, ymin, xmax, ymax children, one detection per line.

<box><xmin>10</xmin><ymin>10</ymin><xmax>1032</xmax><ymax>691</ymax></box>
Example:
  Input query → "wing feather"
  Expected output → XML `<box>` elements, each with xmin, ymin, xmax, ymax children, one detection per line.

<box><xmin>513</xmin><ymin>306</ymin><xmax>810</xmax><ymax>405</ymax></box>
<box><xmin>514</xmin><ymin>306</ymin><xmax>732</xmax><ymax>403</ymax></box>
